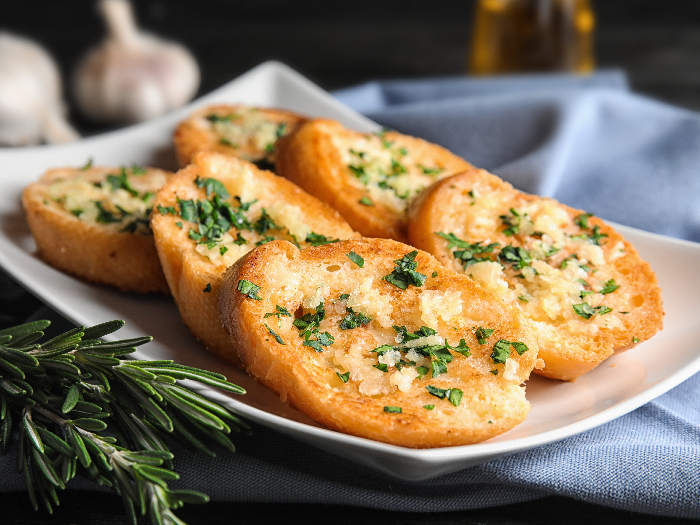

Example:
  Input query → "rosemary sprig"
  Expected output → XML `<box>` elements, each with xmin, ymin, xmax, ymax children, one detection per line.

<box><xmin>0</xmin><ymin>319</ymin><xmax>247</xmax><ymax>525</ymax></box>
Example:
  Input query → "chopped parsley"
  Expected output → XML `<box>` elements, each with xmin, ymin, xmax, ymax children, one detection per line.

<box><xmin>500</xmin><ymin>208</ymin><xmax>524</xmax><ymax>236</ymax></box>
<box><xmin>252</xmin><ymin>209</ymin><xmax>279</xmax><ymax>235</ymax></box>
<box><xmin>491</xmin><ymin>339</ymin><xmax>529</xmax><ymax>365</ymax></box>
<box><xmin>599</xmin><ymin>279</ymin><xmax>620</xmax><ymax>295</ymax></box>
<box><xmin>436</xmin><ymin>232</ymin><xmax>499</xmax><ymax>268</ymax></box>
<box><xmin>573</xmin><ymin>303</ymin><xmax>612</xmax><ymax>319</ymax></box>
<box><xmin>431</xmin><ymin>271</ymin><xmax>438</xmax><ymax>278</ymax></box>
<box><xmin>263</xmin><ymin>323</ymin><xmax>285</xmax><ymax>345</ymax></box>
<box><xmin>417</xmin><ymin>164</ymin><xmax>444</xmax><ymax>176</ymax></box>
<box><xmin>383</xmin><ymin>251</ymin><xmax>426</xmax><ymax>289</ymax></box>
<box><xmin>157</xmin><ymin>204</ymin><xmax>177</xmax><ymax>215</ymax></box>
<box><xmin>425</xmin><ymin>385</ymin><xmax>463</xmax><ymax>407</ymax></box>
<box><xmin>474</xmin><ymin>327</ymin><xmax>495</xmax><ymax>345</ymax></box>
<box><xmin>305</xmin><ymin>232</ymin><xmax>339</xmax><ymax>246</ymax></box>
<box><xmin>264</xmin><ymin>305</ymin><xmax>292</xmax><ymax>326</ymax></box>
<box><xmin>359</xmin><ymin>196</ymin><xmax>373</xmax><ymax>206</ymax></box>
<box><xmin>423</xmin><ymin>405</ymin><xmax>435</xmax><ymax>410</ymax></box>
<box><xmin>106</xmin><ymin>168</ymin><xmax>139</xmax><ymax>197</ymax></box>
<box><xmin>195</xmin><ymin>176</ymin><xmax>230</xmax><ymax>199</ymax></box>
<box><xmin>499</xmin><ymin>245</ymin><xmax>532</xmax><ymax>269</ymax></box>
<box><xmin>347</xmin><ymin>251</ymin><xmax>364</xmax><ymax>268</ymax></box>
<box><xmin>383</xmin><ymin>406</ymin><xmax>402</xmax><ymax>414</ymax></box>
<box><xmin>294</xmin><ymin>303</ymin><xmax>334</xmax><ymax>352</ymax></box>
<box><xmin>80</xmin><ymin>158</ymin><xmax>93</xmax><ymax>171</ymax></box>
<box><xmin>203</xmin><ymin>283</ymin><xmax>212</xmax><ymax>293</ymax></box>
<box><xmin>338</xmin><ymin>308</ymin><xmax>372</xmax><ymax>330</ymax></box>
<box><xmin>336</xmin><ymin>371</ymin><xmax>350</xmax><ymax>383</ymax></box>
<box><xmin>237</xmin><ymin>279</ymin><xmax>262</xmax><ymax>300</ymax></box>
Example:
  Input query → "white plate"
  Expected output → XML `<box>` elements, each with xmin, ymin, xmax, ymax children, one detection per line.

<box><xmin>1</xmin><ymin>61</ymin><xmax>699</xmax><ymax>481</ymax></box>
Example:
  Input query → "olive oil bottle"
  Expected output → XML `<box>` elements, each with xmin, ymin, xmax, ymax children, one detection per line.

<box><xmin>469</xmin><ymin>0</ymin><xmax>595</xmax><ymax>75</ymax></box>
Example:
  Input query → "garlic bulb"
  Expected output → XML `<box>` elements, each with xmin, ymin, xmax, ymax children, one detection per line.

<box><xmin>73</xmin><ymin>0</ymin><xmax>200</xmax><ymax>124</ymax></box>
<box><xmin>0</xmin><ymin>33</ymin><xmax>80</xmax><ymax>146</ymax></box>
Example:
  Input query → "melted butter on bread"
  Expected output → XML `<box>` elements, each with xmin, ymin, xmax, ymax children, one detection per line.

<box><xmin>219</xmin><ymin>238</ymin><xmax>541</xmax><ymax>447</ymax></box>
<box><xmin>408</xmin><ymin>168</ymin><xmax>664</xmax><ymax>381</ymax></box>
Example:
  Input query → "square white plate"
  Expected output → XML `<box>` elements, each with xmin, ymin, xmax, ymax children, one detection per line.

<box><xmin>1</xmin><ymin>61</ymin><xmax>699</xmax><ymax>481</ymax></box>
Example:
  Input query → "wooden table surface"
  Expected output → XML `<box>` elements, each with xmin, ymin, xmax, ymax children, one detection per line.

<box><xmin>2</xmin><ymin>1</ymin><xmax>700</xmax><ymax>523</ymax></box>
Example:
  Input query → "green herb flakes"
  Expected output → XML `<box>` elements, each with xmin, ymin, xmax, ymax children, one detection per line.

<box><xmin>474</xmin><ymin>327</ymin><xmax>495</xmax><ymax>345</ymax></box>
<box><xmin>263</xmin><ymin>323</ymin><xmax>286</xmax><ymax>345</ymax></box>
<box><xmin>339</xmin><ymin>308</ymin><xmax>371</xmax><ymax>330</ymax></box>
<box><xmin>347</xmin><ymin>251</ymin><xmax>364</xmax><ymax>268</ymax></box>
<box><xmin>359</xmin><ymin>196</ymin><xmax>373</xmax><ymax>206</ymax></box>
<box><xmin>306</xmin><ymin>232</ymin><xmax>339</xmax><ymax>246</ymax></box>
<box><xmin>383</xmin><ymin>251</ymin><xmax>426</xmax><ymax>289</ymax></box>
<box><xmin>203</xmin><ymin>283</ymin><xmax>212</xmax><ymax>293</ymax></box>
<box><xmin>336</xmin><ymin>371</ymin><xmax>350</xmax><ymax>383</ymax></box>
<box><xmin>600</xmin><ymin>279</ymin><xmax>620</xmax><ymax>295</ymax></box>
<box><xmin>237</xmin><ymin>279</ymin><xmax>262</xmax><ymax>300</ymax></box>
<box><xmin>384</xmin><ymin>406</ymin><xmax>402</xmax><ymax>413</ymax></box>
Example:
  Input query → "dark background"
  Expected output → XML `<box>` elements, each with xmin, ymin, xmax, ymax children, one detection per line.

<box><xmin>2</xmin><ymin>1</ymin><xmax>700</xmax><ymax>523</ymax></box>
<box><xmin>3</xmin><ymin>0</ymin><xmax>700</xmax><ymax>132</ymax></box>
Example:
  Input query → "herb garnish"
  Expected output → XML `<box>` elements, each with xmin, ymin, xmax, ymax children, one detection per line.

<box><xmin>490</xmin><ymin>339</ymin><xmax>529</xmax><ymax>364</ymax></box>
<box><xmin>573</xmin><ymin>303</ymin><xmax>612</xmax><ymax>319</ymax></box>
<box><xmin>237</xmin><ymin>279</ymin><xmax>262</xmax><ymax>300</ymax></box>
<box><xmin>383</xmin><ymin>406</ymin><xmax>402</xmax><ymax>414</ymax></box>
<box><xmin>305</xmin><ymin>232</ymin><xmax>339</xmax><ymax>246</ymax></box>
<box><xmin>426</xmin><ymin>385</ymin><xmax>463</xmax><ymax>406</ymax></box>
<box><xmin>263</xmin><ymin>323</ymin><xmax>286</xmax><ymax>345</ymax></box>
<box><xmin>347</xmin><ymin>251</ymin><xmax>364</xmax><ymax>268</ymax></box>
<box><xmin>383</xmin><ymin>251</ymin><xmax>426</xmax><ymax>289</ymax></box>
<box><xmin>436</xmin><ymin>232</ymin><xmax>499</xmax><ymax>268</ymax></box>
<box><xmin>338</xmin><ymin>308</ymin><xmax>372</xmax><ymax>330</ymax></box>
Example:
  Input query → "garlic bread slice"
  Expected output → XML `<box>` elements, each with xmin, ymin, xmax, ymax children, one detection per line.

<box><xmin>408</xmin><ymin>168</ymin><xmax>664</xmax><ymax>381</ymax></box>
<box><xmin>22</xmin><ymin>164</ymin><xmax>172</xmax><ymax>293</ymax></box>
<box><xmin>151</xmin><ymin>151</ymin><xmax>358</xmax><ymax>365</ymax></box>
<box><xmin>219</xmin><ymin>238</ymin><xmax>540</xmax><ymax>448</ymax></box>
<box><xmin>275</xmin><ymin>119</ymin><xmax>472</xmax><ymax>243</ymax></box>
<box><xmin>173</xmin><ymin>104</ymin><xmax>307</xmax><ymax>168</ymax></box>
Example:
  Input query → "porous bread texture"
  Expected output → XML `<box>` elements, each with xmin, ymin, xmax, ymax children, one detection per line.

<box><xmin>275</xmin><ymin>119</ymin><xmax>472</xmax><ymax>243</ymax></box>
<box><xmin>173</xmin><ymin>104</ymin><xmax>307</xmax><ymax>168</ymax></box>
<box><xmin>151</xmin><ymin>151</ymin><xmax>358</xmax><ymax>366</ymax></box>
<box><xmin>219</xmin><ymin>238</ymin><xmax>540</xmax><ymax>448</ymax></box>
<box><xmin>22</xmin><ymin>165</ymin><xmax>172</xmax><ymax>293</ymax></box>
<box><xmin>408</xmin><ymin>168</ymin><xmax>664</xmax><ymax>381</ymax></box>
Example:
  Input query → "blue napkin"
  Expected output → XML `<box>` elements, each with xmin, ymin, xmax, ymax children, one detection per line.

<box><xmin>3</xmin><ymin>71</ymin><xmax>700</xmax><ymax>519</ymax></box>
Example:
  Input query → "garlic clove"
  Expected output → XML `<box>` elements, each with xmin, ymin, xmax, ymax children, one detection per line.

<box><xmin>0</xmin><ymin>32</ymin><xmax>79</xmax><ymax>146</ymax></box>
<box><xmin>73</xmin><ymin>0</ymin><xmax>200</xmax><ymax>124</ymax></box>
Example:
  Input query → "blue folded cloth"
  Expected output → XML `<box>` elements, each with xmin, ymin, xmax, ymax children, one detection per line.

<box><xmin>3</xmin><ymin>71</ymin><xmax>699</xmax><ymax>519</ymax></box>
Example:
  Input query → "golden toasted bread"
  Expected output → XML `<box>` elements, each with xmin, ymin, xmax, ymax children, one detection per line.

<box><xmin>275</xmin><ymin>119</ymin><xmax>472</xmax><ymax>243</ymax></box>
<box><xmin>408</xmin><ymin>168</ymin><xmax>664</xmax><ymax>381</ymax></box>
<box><xmin>173</xmin><ymin>104</ymin><xmax>307</xmax><ymax>168</ymax></box>
<box><xmin>151</xmin><ymin>151</ymin><xmax>358</xmax><ymax>365</ymax></box>
<box><xmin>218</xmin><ymin>238</ymin><xmax>540</xmax><ymax>447</ymax></box>
<box><xmin>22</xmin><ymin>164</ymin><xmax>172</xmax><ymax>293</ymax></box>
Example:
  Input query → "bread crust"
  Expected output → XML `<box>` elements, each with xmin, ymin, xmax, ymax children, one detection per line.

<box><xmin>275</xmin><ymin>119</ymin><xmax>472</xmax><ymax>243</ymax></box>
<box><xmin>173</xmin><ymin>104</ymin><xmax>307</xmax><ymax>168</ymax></box>
<box><xmin>408</xmin><ymin>168</ymin><xmax>664</xmax><ymax>381</ymax></box>
<box><xmin>219</xmin><ymin>238</ymin><xmax>540</xmax><ymax>447</ymax></box>
<box><xmin>22</xmin><ymin>165</ymin><xmax>172</xmax><ymax>293</ymax></box>
<box><xmin>151</xmin><ymin>151</ymin><xmax>358</xmax><ymax>366</ymax></box>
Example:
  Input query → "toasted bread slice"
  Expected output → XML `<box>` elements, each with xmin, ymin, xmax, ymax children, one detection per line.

<box><xmin>218</xmin><ymin>238</ymin><xmax>540</xmax><ymax>447</ymax></box>
<box><xmin>408</xmin><ymin>168</ymin><xmax>664</xmax><ymax>381</ymax></box>
<box><xmin>173</xmin><ymin>104</ymin><xmax>307</xmax><ymax>168</ymax></box>
<box><xmin>151</xmin><ymin>151</ymin><xmax>358</xmax><ymax>365</ymax></box>
<box><xmin>22</xmin><ymin>165</ymin><xmax>172</xmax><ymax>293</ymax></box>
<box><xmin>275</xmin><ymin>119</ymin><xmax>472</xmax><ymax>243</ymax></box>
